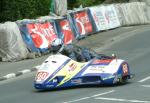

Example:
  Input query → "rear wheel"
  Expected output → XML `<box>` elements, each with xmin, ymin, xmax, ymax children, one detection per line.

<box><xmin>119</xmin><ymin>76</ymin><xmax>129</xmax><ymax>84</ymax></box>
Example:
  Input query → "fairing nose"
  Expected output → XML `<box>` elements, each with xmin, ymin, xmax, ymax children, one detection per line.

<box><xmin>34</xmin><ymin>75</ymin><xmax>66</xmax><ymax>89</ymax></box>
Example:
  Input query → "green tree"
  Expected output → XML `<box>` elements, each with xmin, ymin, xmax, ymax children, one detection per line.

<box><xmin>0</xmin><ymin>0</ymin><xmax>106</xmax><ymax>22</ymax></box>
<box><xmin>0</xmin><ymin>0</ymin><xmax>50</xmax><ymax>22</ymax></box>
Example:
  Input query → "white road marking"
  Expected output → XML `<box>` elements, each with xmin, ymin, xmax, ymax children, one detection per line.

<box><xmin>95</xmin><ymin>97</ymin><xmax>150</xmax><ymax>103</ymax></box>
<box><xmin>91</xmin><ymin>90</ymin><xmax>115</xmax><ymax>97</ymax></box>
<box><xmin>4</xmin><ymin>73</ymin><xmax>16</xmax><ymax>78</ymax></box>
<box><xmin>141</xmin><ymin>85</ymin><xmax>150</xmax><ymax>88</ymax></box>
<box><xmin>21</xmin><ymin>69</ymin><xmax>31</xmax><ymax>73</ymax></box>
<box><xmin>63</xmin><ymin>97</ymin><xmax>90</xmax><ymax>103</ymax></box>
<box><xmin>63</xmin><ymin>90</ymin><xmax>115</xmax><ymax>103</ymax></box>
<box><xmin>138</xmin><ymin>76</ymin><xmax>150</xmax><ymax>83</ymax></box>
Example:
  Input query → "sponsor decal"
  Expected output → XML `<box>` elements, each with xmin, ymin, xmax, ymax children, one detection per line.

<box><xmin>68</xmin><ymin>63</ymin><xmax>77</xmax><ymax>72</ymax></box>
<box><xmin>35</xmin><ymin>72</ymin><xmax>49</xmax><ymax>81</ymax></box>
<box><xmin>27</xmin><ymin>22</ymin><xmax>57</xmax><ymax>49</ymax></box>
<box><xmin>52</xmin><ymin>78</ymin><xmax>58</xmax><ymax>83</ymax></box>
<box><xmin>71</xmin><ymin>78</ymin><xmax>82</xmax><ymax>84</ymax></box>
<box><xmin>89</xmin><ymin>66</ymin><xmax>105</xmax><ymax>72</ymax></box>
<box><xmin>92</xmin><ymin>59</ymin><xmax>112</xmax><ymax>65</ymax></box>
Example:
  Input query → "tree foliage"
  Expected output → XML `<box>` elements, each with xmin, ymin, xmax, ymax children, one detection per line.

<box><xmin>0</xmin><ymin>0</ymin><xmax>105</xmax><ymax>22</ymax></box>
<box><xmin>0</xmin><ymin>0</ymin><xmax>50</xmax><ymax>23</ymax></box>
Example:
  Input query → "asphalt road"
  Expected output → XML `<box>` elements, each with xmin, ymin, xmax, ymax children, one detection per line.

<box><xmin>0</xmin><ymin>26</ymin><xmax>150</xmax><ymax>103</ymax></box>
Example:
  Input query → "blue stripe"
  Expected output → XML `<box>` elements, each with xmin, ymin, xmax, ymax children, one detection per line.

<box><xmin>44</xmin><ymin>59</ymin><xmax>71</xmax><ymax>83</ymax></box>
<box><xmin>91</xmin><ymin>63</ymin><xmax>109</xmax><ymax>66</ymax></box>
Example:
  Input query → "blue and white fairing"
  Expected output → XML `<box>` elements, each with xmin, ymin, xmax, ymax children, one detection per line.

<box><xmin>79</xmin><ymin>59</ymin><xmax>129</xmax><ymax>84</ymax></box>
<box><xmin>34</xmin><ymin>54</ymin><xmax>131</xmax><ymax>90</ymax></box>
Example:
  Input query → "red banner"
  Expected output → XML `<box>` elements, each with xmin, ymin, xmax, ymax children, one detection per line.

<box><xmin>27</xmin><ymin>22</ymin><xmax>57</xmax><ymax>49</ymax></box>
<box><xmin>74</xmin><ymin>11</ymin><xmax>93</xmax><ymax>35</ymax></box>
<box><xmin>59</xmin><ymin>19</ymin><xmax>74</xmax><ymax>44</ymax></box>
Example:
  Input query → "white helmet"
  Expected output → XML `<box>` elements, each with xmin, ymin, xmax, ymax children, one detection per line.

<box><xmin>51</xmin><ymin>38</ymin><xmax>62</xmax><ymax>46</ymax></box>
<box><xmin>51</xmin><ymin>38</ymin><xmax>64</xmax><ymax>53</ymax></box>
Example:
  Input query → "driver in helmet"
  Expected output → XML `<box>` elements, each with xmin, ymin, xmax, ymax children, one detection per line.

<box><xmin>50</xmin><ymin>38</ymin><xmax>94</xmax><ymax>62</ymax></box>
<box><xmin>50</xmin><ymin>38</ymin><xmax>64</xmax><ymax>53</ymax></box>
<box><xmin>50</xmin><ymin>38</ymin><xmax>78</xmax><ymax>61</ymax></box>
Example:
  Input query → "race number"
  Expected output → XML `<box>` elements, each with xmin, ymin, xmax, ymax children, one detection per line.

<box><xmin>36</xmin><ymin>72</ymin><xmax>49</xmax><ymax>81</ymax></box>
<box><xmin>122</xmin><ymin>64</ymin><xmax>128</xmax><ymax>75</ymax></box>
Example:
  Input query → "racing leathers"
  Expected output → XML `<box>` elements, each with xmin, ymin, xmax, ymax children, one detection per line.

<box><xmin>51</xmin><ymin>44</ymin><xmax>95</xmax><ymax>62</ymax></box>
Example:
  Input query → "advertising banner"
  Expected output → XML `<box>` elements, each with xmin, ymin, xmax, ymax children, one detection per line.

<box><xmin>27</xmin><ymin>22</ymin><xmax>57</xmax><ymax>49</ymax></box>
<box><xmin>59</xmin><ymin>19</ymin><xmax>74</xmax><ymax>45</ymax></box>
<box><xmin>73</xmin><ymin>10</ymin><xmax>93</xmax><ymax>36</ymax></box>
<box><xmin>89</xmin><ymin>6</ymin><xmax>108</xmax><ymax>31</ymax></box>
<box><xmin>105</xmin><ymin>5</ymin><xmax>121</xmax><ymax>29</ymax></box>
<box><xmin>19</xmin><ymin>22</ymin><xmax>40</xmax><ymax>53</ymax></box>
<box><xmin>89</xmin><ymin>5</ymin><xmax>120</xmax><ymax>31</ymax></box>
